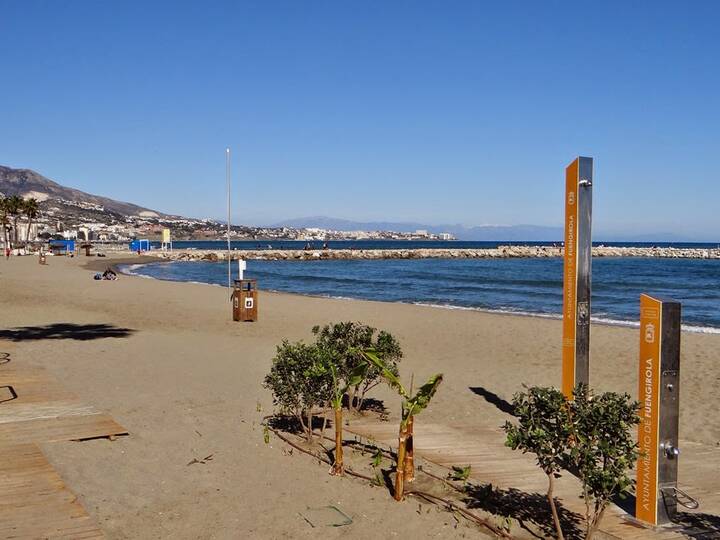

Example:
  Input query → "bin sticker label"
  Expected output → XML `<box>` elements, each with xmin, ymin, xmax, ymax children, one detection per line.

<box><xmin>245</xmin><ymin>298</ymin><xmax>253</xmax><ymax>309</ymax></box>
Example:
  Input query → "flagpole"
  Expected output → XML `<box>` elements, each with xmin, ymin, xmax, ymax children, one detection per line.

<box><xmin>226</xmin><ymin>147</ymin><xmax>231</xmax><ymax>295</ymax></box>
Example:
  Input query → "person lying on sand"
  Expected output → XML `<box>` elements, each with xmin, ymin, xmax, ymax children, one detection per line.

<box><xmin>93</xmin><ymin>268</ymin><xmax>118</xmax><ymax>281</ymax></box>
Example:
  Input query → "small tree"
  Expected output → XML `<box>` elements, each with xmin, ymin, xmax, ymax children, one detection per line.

<box><xmin>504</xmin><ymin>386</ymin><xmax>571</xmax><ymax>540</ymax></box>
<box><xmin>263</xmin><ymin>340</ymin><xmax>332</xmax><ymax>442</ymax></box>
<box><xmin>504</xmin><ymin>384</ymin><xmax>640</xmax><ymax>540</ymax></box>
<box><xmin>569</xmin><ymin>384</ymin><xmax>640</xmax><ymax>539</ymax></box>
<box><xmin>313</xmin><ymin>322</ymin><xmax>402</xmax><ymax>411</ymax></box>
<box><xmin>362</xmin><ymin>349</ymin><xmax>443</xmax><ymax>501</ymax></box>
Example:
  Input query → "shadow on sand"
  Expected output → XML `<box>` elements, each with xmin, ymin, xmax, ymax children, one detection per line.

<box><xmin>0</xmin><ymin>323</ymin><xmax>135</xmax><ymax>342</ymax></box>
<box><xmin>674</xmin><ymin>511</ymin><xmax>720</xmax><ymax>539</ymax></box>
<box><xmin>463</xmin><ymin>482</ymin><xmax>585</xmax><ymax>539</ymax></box>
<box><xmin>469</xmin><ymin>386</ymin><xmax>516</xmax><ymax>416</ymax></box>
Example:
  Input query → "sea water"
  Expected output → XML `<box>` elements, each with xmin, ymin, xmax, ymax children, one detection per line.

<box><xmin>122</xmin><ymin>250</ymin><xmax>720</xmax><ymax>333</ymax></box>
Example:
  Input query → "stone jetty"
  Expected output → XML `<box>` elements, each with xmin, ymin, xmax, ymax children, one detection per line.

<box><xmin>157</xmin><ymin>245</ymin><xmax>720</xmax><ymax>262</ymax></box>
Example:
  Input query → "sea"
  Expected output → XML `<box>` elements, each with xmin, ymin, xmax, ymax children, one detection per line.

<box><xmin>121</xmin><ymin>240</ymin><xmax>720</xmax><ymax>333</ymax></box>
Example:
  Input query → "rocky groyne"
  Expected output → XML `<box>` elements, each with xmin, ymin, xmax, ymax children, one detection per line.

<box><xmin>155</xmin><ymin>245</ymin><xmax>720</xmax><ymax>262</ymax></box>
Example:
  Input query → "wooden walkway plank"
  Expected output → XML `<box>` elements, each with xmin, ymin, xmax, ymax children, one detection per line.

<box><xmin>346</xmin><ymin>420</ymin><xmax>716</xmax><ymax>540</ymax></box>
<box><xmin>0</xmin><ymin>413</ymin><xmax>127</xmax><ymax>444</ymax></box>
<box><xmin>0</xmin><ymin>362</ymin><xmax>128</xmax><ymax>539</ymax></box>
<box><xmin>0</xmin><ymin>443</ymin><xmax>104</xmax><ymax>540</ymax></box>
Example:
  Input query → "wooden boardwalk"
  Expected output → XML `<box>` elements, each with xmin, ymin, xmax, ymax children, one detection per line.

<box><xmin>0</xmin><ymin>360</ymin><xmax>127</xmax><ymax>539</ymax></box>
<box><xmin>346</xmin><ymin>420</ymin><xmax>720</xmax><ymax>539</ymax></box>
<box><xmin>0</xmin><ymin>361</ymin><xmax>126</xmax><ymax>444</ymax></box>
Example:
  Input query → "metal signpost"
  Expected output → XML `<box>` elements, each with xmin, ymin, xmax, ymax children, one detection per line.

<box><xmin>561</xmin><ymin>156</ymin><xmax>593</xmax><ymax>398</ymax></box>
<box><xmin>226</xmin><ymin>147</ymin><xmax>232</xmax><ymax>294</ymax></box>
<box><xmin>636</xmin><ymin>294</ymin><xmax>690</xmax><ymax>526</ymax></box>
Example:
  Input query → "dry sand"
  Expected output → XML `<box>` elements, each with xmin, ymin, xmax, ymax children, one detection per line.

<box><xmin>1</xmin><ymin>253</ymin><xmax>718</xmax><ymax>539</ymax></box>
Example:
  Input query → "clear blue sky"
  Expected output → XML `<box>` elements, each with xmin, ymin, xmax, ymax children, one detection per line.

<box><xmin>1</xmin><ymin>1</ymin><xmax>718</xmax><ymax>239</ymax></box>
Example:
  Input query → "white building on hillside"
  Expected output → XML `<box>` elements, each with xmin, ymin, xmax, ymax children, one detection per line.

<box><xmin>14</xmin><ymin>223</ymin><xmax>39</xmax><ymax>243</ymax></box>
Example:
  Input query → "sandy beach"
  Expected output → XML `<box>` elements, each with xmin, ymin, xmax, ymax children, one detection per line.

<box><xmin>1</xmin><ymin>253</ymin><xmax>718</xmax><ymax>539</ymax></box>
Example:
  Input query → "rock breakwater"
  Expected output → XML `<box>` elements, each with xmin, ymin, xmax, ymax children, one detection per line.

<box><xmin>157</xmin><ymin>245</ymin><xmax>720</xmax><ymax>262</ymax></box>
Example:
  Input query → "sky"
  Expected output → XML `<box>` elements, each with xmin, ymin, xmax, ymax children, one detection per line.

<box><xmin>1</xmin><ymin>1</ymin><xmax>719</xmax><ymax>240</ymax></box>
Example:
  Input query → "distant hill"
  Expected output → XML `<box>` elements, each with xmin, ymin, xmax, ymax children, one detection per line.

<box><xmin>0</xmin><ymin>165</ymin><xmax>168</xmax><ymax>218</ymax></box>
<box><xmin>273</xmin><ymin>216</ymin><xmax>564</xmax><ymax>241</ymax></box>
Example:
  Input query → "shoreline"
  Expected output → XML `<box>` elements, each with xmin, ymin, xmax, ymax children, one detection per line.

<box><xmin>82</xmin><ymin>254</ymin><xmax>165</xmax><ymax>273</ymax></box>
<box><xmin>118</xmin><ymin>260</ymin><xmax>720</xmax><ymax>335</ymax></box>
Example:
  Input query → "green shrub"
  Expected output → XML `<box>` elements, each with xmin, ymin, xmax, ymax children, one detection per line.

<box><xmin>503</xmin><ymin>384</ymin><xmax>640</xmax><ymax>539</ymax></box>
<box><xmin>312</xmin><ymin>321</ymin><xmax>402</xmax><ymax>410</ymax></box>
<box><xmin>569</xmin><ymin>384</ymin><xmax>640</xmax><ymax>539</ymax></box>
<box><xmin>504</xmin><ymin>386</ymin><xmax>571</xmax><ymax>540</ymax></box>
<box><xmin>263</xmin><ymin>340</ymin><xmax>332</xmax><ymax>442</ymax></box>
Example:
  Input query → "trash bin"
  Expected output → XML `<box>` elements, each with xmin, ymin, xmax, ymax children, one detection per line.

<box><xmin>38</xmin><ymin>253</ymin><xmax>47</xmax><ymax>265</ymax></box>
<box><xmin>232</xmin><ymin>279</ymin><xmax>258</xmax><ymax>322</ymax></box>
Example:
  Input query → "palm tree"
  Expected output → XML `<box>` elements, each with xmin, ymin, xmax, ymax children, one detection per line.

<box><xmin>0</xmin><ymin>197</ymin><xmax>10</xmax><ymax>252</ymax></box>
<box><xmin>23</xmin><ymin>198</ymin><xmax>39</xmax><ymax>246</ymax></box>
<box><xmin>5</xmin><ymin>195</ymin><xmax>23</xmax><ymax>248</ymax></box>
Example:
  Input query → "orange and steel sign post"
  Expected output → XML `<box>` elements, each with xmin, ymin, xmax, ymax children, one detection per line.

<box><xmin>561</xmin><ymin>156</ymin><xmax>593</xmax><ymax>398</ymax></box>
<box><xmin>636</xmin><ymin>294</ymin><xmax>681</xmax><ymax>525</ymax></box>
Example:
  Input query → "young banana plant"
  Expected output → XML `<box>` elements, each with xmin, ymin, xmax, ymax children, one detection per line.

<box><xmin>362</xmin><ymin>349</ymin><xmax>443</xmax><ymax>501</ymax></box>
<box><xmin>329</xmin><ymin>361</ymin><xmax>369</xmax><ymax>475</ymax></box>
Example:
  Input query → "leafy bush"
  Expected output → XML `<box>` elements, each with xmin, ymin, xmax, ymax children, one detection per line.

<box><xmin>263</xmin><ymin>340</ymin><xmax>332</xmax><ymax>442</ymax></box>
<box><xmin>312</xmin><ymin>322</ymin><xmax>402</xmax><ymax>410</ymax></box>
<box><xmin>569</xmin><ymin>385</ymin><xmax>640</xmax><ymax>539</ymax></box>
<box><xmin>504</xmin><ymin>386</ymin><xmax>571</xmax><ymax>540</ymax></box>
<box><xmin>503</xmin><ymin>384</ymin><xmax>640</xmax><ymax>539</ymax></box>
<box><xmin>263</xmin><ymin>322</ymin><xmax>402</xmax><ymax>449</ymax></box>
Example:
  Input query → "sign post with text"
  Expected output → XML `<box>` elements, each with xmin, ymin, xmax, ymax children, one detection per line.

<box><xmin>636</xmin><ymin>294</ymin><xmax>681</xmax><ymax>526</ymax></box>
<box><xmin>561</xmin><ymin>156</ymin><xmax>593</xmax><ymax>398</ymax></box>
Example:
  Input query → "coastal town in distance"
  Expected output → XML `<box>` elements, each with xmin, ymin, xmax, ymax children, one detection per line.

<box><xmin>0</xmin><ymin>165</ymin><xmax>454</xmax><ymax>245</ymax></box>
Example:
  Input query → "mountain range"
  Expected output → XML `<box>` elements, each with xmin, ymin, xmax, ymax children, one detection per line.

<box><xmin>0</xmin><ymin>165</ymin><xmax>168</xmax><ymax>218</ymax></box>
<box><xmin>0</xmin><ymin>165</ymin><xmax>707</xmax><ymax>242</ymax></box>
<box><xmin>273</xmin><ymin>216</ymin><xmax>564</xmax><ymax>241</ymax></box>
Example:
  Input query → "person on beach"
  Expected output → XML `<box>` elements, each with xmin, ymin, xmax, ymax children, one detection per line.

<box><xmin>95</xmin><ymin>267</ymin><xmax>118</xmax><ymax>280</ymax></box>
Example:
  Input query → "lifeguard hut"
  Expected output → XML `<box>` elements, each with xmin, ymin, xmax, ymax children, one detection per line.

<box><xmin>129</xmin><ymin>239</ymin><xmax>150</xmax><ymax>253</ymax></box>
<box><xmin>49</xmin><ymin>239</ymin><xmax>75</xmax><ymax>256</ymax></box>
<box><xmin>161</xmin><ymin>228</ymin><xmax>172</xmax><ymax>251</ymax></box>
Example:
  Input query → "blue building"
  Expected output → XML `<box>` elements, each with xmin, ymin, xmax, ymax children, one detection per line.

<box><xmin>129</xmin><ymin>239</ymin><xmax>151</xmax><ymax>252</ymax></box>
<box><xmin>49</xmin><ymin>239</ymin><xmax>75</xmax><ymax>255</ymax></box>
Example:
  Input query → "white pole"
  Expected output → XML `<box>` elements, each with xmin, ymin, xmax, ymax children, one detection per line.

<box><xmin>226</xmin><ymin>147</ymin><xmax>231</xmax><ymax>295</ymax></box>
<box><xmin>238</xmin><ymin>259</ymin><xmax>246</xmax><ymax>281</ymax></box>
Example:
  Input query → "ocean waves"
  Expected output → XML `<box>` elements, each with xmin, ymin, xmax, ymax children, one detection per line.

<box><xmin>121</xmin><ymin>257</ymin><xmax>720</xmax><ymax>333</ymax></box>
